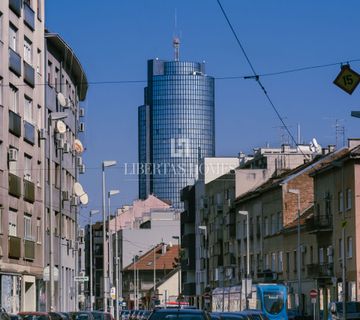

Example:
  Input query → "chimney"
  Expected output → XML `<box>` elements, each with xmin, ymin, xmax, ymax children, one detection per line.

<box><xmin>162</xmin><ymin>244</ymin><xmax>167</xmax><ymax>255</ymax></box>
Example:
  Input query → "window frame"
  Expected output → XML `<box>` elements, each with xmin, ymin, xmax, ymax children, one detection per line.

<box><xmin>24</xmin><ymin>214</ymin><xmax>32</xmax><ymax>240</ymax></box>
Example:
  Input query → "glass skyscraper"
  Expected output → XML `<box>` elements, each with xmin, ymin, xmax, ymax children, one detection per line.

<box><xmin>138</xmin><ymin>58</ymin><xmax>215</xmax><ymax>208</ymax></box>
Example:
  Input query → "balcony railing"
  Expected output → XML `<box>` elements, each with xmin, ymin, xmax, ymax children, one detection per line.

<box><xmin>24</xmin><ymin>179</ymin><xmax>35</xmax><ymax>203</ymax></box>
<box><xmin>9</xmin><ymin>173</ymin><xmax>21</xmax><ymax>198</ymax></box>
<box><xmin>307</xmin><ymin>214</ymin><xmax>333</xmax><ymax>233</ymax></box>
<box><xmin>9</xmin><ymin>0</ymin><xmax>22</xmax><ymax>16</ymax></box>
<box><xmin>9</xmin><ymin>48</ymin><xmax>21</xmax><ymax>77</ymax></box>
<box><xmin>24</xmin><ymin>120</ymin><xmax>35</xmax><ymax>145</ymax></box>
<box><xmin>24</xmin><ymin>239</ymin><xmax>35</xmax><ymax>260</ymax></box>
<box><xmin>307</xmin><ymin>263</ymin><xmax>333</xmax><ymax>278</ymax></box>
<box><xmin>24</xmin><ymin>2</ymin><xmax>35</xmax><ymax>30</ymax></box>
<box><xmin>9</xmin><ymin>110</ymin><xmax>21</xmax><ymax>137</ymax></box>
<box><xmin>9</xmin><ymin>236</ymin><xmax>21</xmax><ymax>259</ymax></box>
<box><xmin>24</xmin><ymin>61</ymin><xmax>35</xmax><ymax>87</ymax></box>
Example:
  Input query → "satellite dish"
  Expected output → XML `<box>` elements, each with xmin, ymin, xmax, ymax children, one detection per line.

<box><xmin>73</xmin><ymin>182</ymin><xmax>84</xmax><ymax>197</ymax></box>
<box><xmin>56</xmin><ymin>120</ymin><xmax>66</xmax><ymax>134</ymax></box>
<box><xmin>57</xmin><ymin>92</ymin><xmax>67</xmax><ymax>108</ymax></box>
<box><xmin>79</xmin><ymin>193</ymin><xmax>89</xmax><ymax>205</ymax></box>
<box><xmin>73</xmin><ymin>139</ymin><xmax>84</xmax><ymax>154</ymax></box>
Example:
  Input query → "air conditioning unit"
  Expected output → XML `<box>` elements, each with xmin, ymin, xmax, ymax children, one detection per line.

<box><xmin>39</xmin><ymin>128</ymin><xmax>47</xmax><ymax>140</ymax></box>
<box><xmin>70</xmin><ymin>196</ymin><xmax>78</xmax><ymax>207</ymax></box>
<box><xmin>77</xmin><ymin>157</ymin><xmax>83</xmax><ymax>166</ymax></box>
<box><xmin>78</xmin><ymin>228</ymin><xmax>85</xmax><ymax>238</ymax></box>
<box><xmin>79</xmin><ymin>123</ymin><xmax>85</xmax><ymax>132</ymax></box>
<box><xmin>79</xmin><ymin>108</ymin><xmax>85</xmax><ymax>117</ymax></box>
<box><xmin>62</xmin><ymin>191</ymin><xmax>70</xmax><ymax>201</ymax></box>
<box><xmin>79</xmin><ymin>164</ymin><xmax>86</xmax><ymax>174</ymax></box>
<box><xmin>63</xmin><ymin>142</ymin><xmax>70</xmax><ymax>154</ymax></box>
<box><xmin>8</xmin><ymin>148</ymin><xmax>18</xmax><ymax>162</ymax></box>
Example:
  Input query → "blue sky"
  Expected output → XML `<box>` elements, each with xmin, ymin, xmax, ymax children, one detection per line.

<box><xmin>46</xmin><ymin>1</ymin><xmax>360</xmax><ymax>224</ymax></box>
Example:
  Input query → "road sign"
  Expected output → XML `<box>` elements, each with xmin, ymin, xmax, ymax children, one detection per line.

<box><xmin>74</xmin><ymin>276</ymin><xmax>89</xmax><ymax>282</ymax></box>
<box><xmin>333</xmin><ymin>65</ymin><xmax>360</xmax><ymax>95</ymax></box>
<box><xmin>310</xmin><ymin>289</ymin><xmax>318</xmax><ymax>299</ymax></box>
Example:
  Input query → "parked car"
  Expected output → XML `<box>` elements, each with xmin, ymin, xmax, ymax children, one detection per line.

<box><xmin>49</xmin><ymin>313</ymin><xmax>70</xmax><ymax>320</ymax></box>
<box><xmin>90</xmin><ymin>312</ymin><xmax>113</xmax><ymax>320</ymax></box>
<box><xmin>9</xmin><ymin>315</ymin><xmax>21</xmax><ymax>320</ymax></box>
<box><xmin>147</xmin><ymin>309</ymin><xmax>211</xmax><ymax>320</ymax></box>
<box><xmin>209</xmin><ymin>312</ymin><xmax>247</xmax><ymax>320</ymax></box>
<box><xmin>0</xmin><ymin>308</ymin><xmax>10</xmax><ymax>320</ymax></box>
<box><xmin>328</xmin><ymin>302</ymin><xmax>360</xmax><ymax>320</ymax></box>
<box><xmin>18</xmin><ymin>313</ymin><xmax>51</xmax><ymax>320</ymax></box>
<box><xmin>67</xmin><ymin>312</ymin><xmax>94</xmax><ymax>320</ymax></box>
<box><xmin>138</xmin><ymin>311</ymin><xmax>151</xmax><ymax>320</ymax></box>
<box><xmin>235</xmin><ymin>310</ymin><xmax>268</xmax><ymax>320</ymax></box>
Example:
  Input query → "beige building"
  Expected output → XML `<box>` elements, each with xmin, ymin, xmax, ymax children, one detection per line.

<box><xmin>0</xmin><ymin>0</ymin><xmax>45</xmax><ymax>313</ymax></box>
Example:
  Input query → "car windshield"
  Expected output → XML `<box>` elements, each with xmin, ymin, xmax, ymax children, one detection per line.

<box><xmin>150</xmin><ymin>313</ymin><xmax>207</xmax><ymax>320</ymax></box>
<box><xmin>263</xmin><ymin>291</ymin><xmax>284</xmax><ymax>315</ymax></box>
<box><xmin>337</xmin><ymin>302</ymin><xmax>360</xmax><ymax>313</ymax></box>
<box><xmin>21</xmin><ymin>316</ymin><xmax>49</xmax><ymax>320</ymax></box>
<box><xmin>68</xmin><ymin>314</ymin><xmax>91</xmax><ymax>320</ymax></box>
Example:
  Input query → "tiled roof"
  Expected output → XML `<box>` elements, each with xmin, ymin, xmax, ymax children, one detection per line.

<box><xmin>124</xmin><ymin>244</ymin><xmax>179</xmax><ymax>271</ymax></box>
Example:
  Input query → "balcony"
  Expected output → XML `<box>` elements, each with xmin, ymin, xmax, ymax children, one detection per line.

<box><xmin>8</xmin><ymin>236</ymin><xmax>21</xmax><ymax>259</ymax></box>
<box><xmin>9</xmin><ymin>0</ymin><xmax>22</xmax><ymax>16</ymax></box>
<box><xmin>24</xmin><ymin>2</ymin><xmax>35</xmax><ymax>30</ymax></box>
<box><xmin>307</xmin><ymin>263</ymin><xmax>333</xmax><ymax>278</ymax></box>
<box><xmin>24</xmin><ymin>121</ymin><xmax>35</xmax><ymax>145</ymax></box>
<box><xmin>24</xmin><ymin>61</ymin><xmax>35</xmax><ymax>87</ymax></box>
<box><xmin>9</xmin><ymin>173</ymin><xmax>21</xmax><ymax>198</ymax></box>
<box><xmin>9</xmin><ymin>48</ymin><xmax>21</xmax><ymax>77</ymax></box>
<box><xmin>9</xmin><ymin>110</ymin><xmax>21</xmax><ymax>137</ymax></box>
<box><xmin>24</xmin><ymin>179</ymin><xmax>35</xmax><ymax>203</ymax></box>
<box><xmin>307</xmin><ymin>215</ymin><xmax>333</xmax><ymax>233</ymax></box>
<box><xmin>24</xmin><ymin>239</ymin><xmax>35</xmax><ymax>260</ymax></box>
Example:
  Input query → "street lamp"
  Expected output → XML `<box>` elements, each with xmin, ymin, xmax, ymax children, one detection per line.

<box><xmin>48</xmin><ymin>112</ymin><xmax>68</xmax><ymax>312</ymax></box>
<box><xmin>239</xmin><ymin>211</ymin><xmax>249</xmax><ymax>309</ymax></box>
<box><xmin>102</xmin><ymin>160</ymin><xmax>117</xmax><ymax>311</ymax></box>
<box><xmin>288</xmin><ymin>189</ymin><xmax>302</xmax><ymax>315</ymax></box>
<box><xmin>172</xmin><ymin>236</ymin><xmax>181</xmax><ymax>304</ymax></box>
<box><xmin>108</xmin><ymin>190</ymin><xmax>120</xmax><ymax>319</ymax></box>
<box><xmin>89</xmin><ymin>210</ymin><xmax>100</xmax><ymax>311</ymax></box>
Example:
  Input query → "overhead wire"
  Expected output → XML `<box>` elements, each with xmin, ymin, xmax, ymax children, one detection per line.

<box><xmin>216</xmin><ymin>0</ymin><xmax>306</xmax><ymax>155</ymax></box>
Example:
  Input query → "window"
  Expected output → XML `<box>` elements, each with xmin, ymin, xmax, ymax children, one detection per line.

<box><xmin>24</xmin><ymin>37</ymin><xmax>32</xmax><ymax>64</ymax></box>
<box><xmin>24</xmin><ymin>97</ymin><xmax>33</xmax><ymax>123</ymax></box>
<box><xmin>278</xmin><ymin>251</ymin><xmax>283</xmax><ymax>272</ymax></box>
<box><xmin>293</xmin><ymin>250</ymin><xmax>297</xmax><ymax>272</ymax></box>
<box><xmin>319</xmin><ymin>247</ymin><xmax>324</xmax><ymax>264</ymax></box>
<box><xmin>271</xmin><ymin>252</ymin><xmax>276</xmax><ymax>271</ymax></box>
<box><xmin>243</xmin><ymin>219</ymin><xmax>246</xmax><ymax>238</ymax></box>
<box><xmin>55</xmin><ymin>67</ymin><xmax>59</xmax><ymax>92</ymax></box>
<box><xmin>338</xmin><ymin>191</ymin><xmax>344</xmax><ymax>212</ymax></box>
<box><xmin>9</xmin><ymin>24</ymin><xmax>17</xmax><ymax>51</ymax></box>
<box><xmin>24</xmin><ymin>214</ymin><xmax>32</xmax><ymax>240</ymax></box>
<box><xmin>347</xmin><ymin>237</ymin><xmax>353</xmax><ymax>258</ymax></box>
<box><xmin>310</xmin><ymin>246</ymin><xmax>313</xmax><ymax>263</ymax></box>
<box><xmin>47</xmin><ymin>61</ymin><xmax>53</xmax><ymax>86</ymax></box>
<box><xmin>264</xmin><ymin>217</ymin><xmax>269</xmax><ymax>236</ymax></box>
<box><xmin>24</xmin><ymin>155</ymin><xmax>32</xmax><ymax>181</ymax></box>
<box><xmin>0</xmin><ymin>12</ymin><xmax>3</xmax><ymax>42</ymax></box>
<box><xmin>346</xmin><ymin>189</ymin><xmax>352</xmax><ymax>210</ymax></box>
<box><xmin>8</xmin><ymin>209</ymin><xmax>17</xmax><ymax>236</ymax></box>
<box><xmin>286</xmin><ymin>252</ymin><xmax>290</xmax><ymax>273</ymax></box>
<box><xmin>36</xmin><ymin>49</ymin><xmax>41</xmax><ymax>74</ymax></box>
<box><xmin>36</xmin><ymin>218</ymin><xmax>41</xmax><ymax>243</ymax></box>
<box><xmin>265</xmin><ymin>254</ymin><xmax>269</xmax><ymax>269</ymax></box>
<box><xmin>9</xmin><ymin>84</ymin><xmax>19</xmax><ymax>113</ymax></box>
<box><xmin>277</xmin><ymin>212</ymin><xmax>282</xmax><ymax>232</ymax></box>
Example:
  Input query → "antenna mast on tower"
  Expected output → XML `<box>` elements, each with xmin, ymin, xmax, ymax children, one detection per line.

<box><xmin>173</xmin><ymin>9</ymin><xmax>180</xmax><ymax>61</ymax></box>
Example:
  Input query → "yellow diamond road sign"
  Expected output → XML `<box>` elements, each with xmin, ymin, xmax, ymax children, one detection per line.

<box><xmin>333</xmin><ymin>65</ymin><xmax>360</xmax><ymax>95</ymax></box>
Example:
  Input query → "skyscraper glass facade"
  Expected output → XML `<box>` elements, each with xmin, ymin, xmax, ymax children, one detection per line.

<box><xmin>138</xmin><ymin>59</ymin><xmax>215</xmax><ymax>208</ymax></box>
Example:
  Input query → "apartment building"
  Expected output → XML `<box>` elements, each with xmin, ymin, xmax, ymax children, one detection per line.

<box><xmin>0</xmin><ymin>0</ymin><xmax>45</xmax><ymax>312</ymax></box>
<box><xmin>43</xmin><ymin>31</ymin><xmax>88</xmax><ymax>312</ymax></box>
